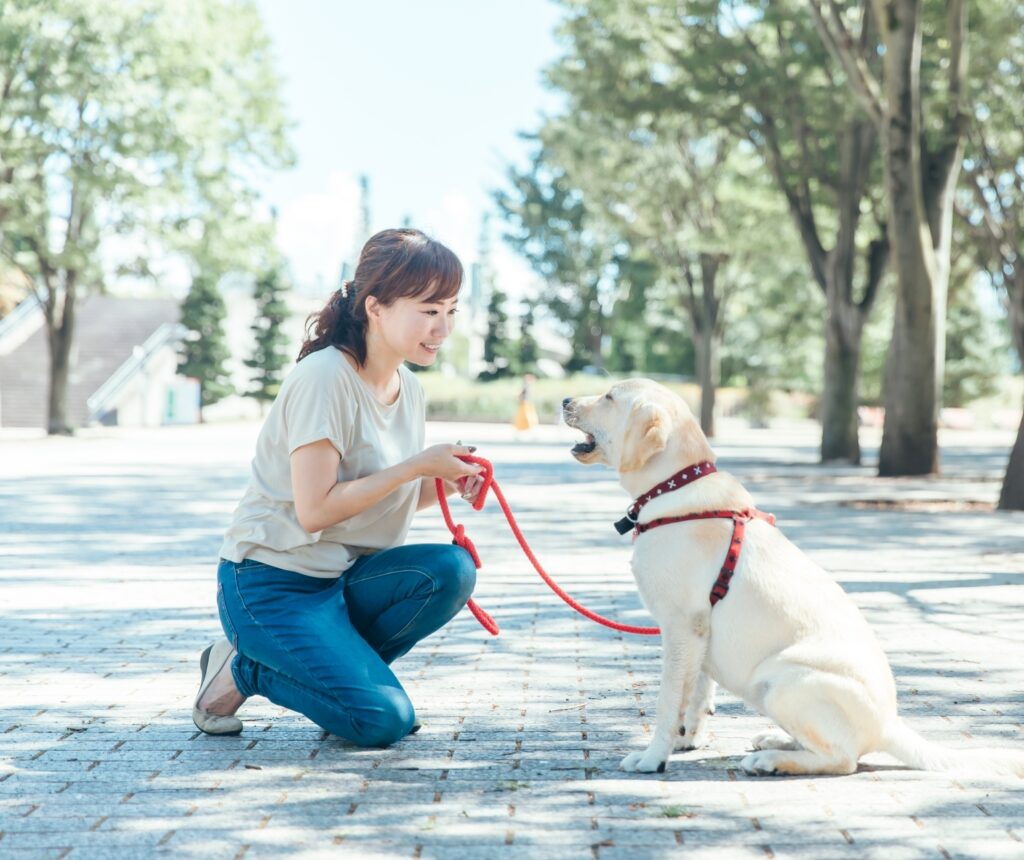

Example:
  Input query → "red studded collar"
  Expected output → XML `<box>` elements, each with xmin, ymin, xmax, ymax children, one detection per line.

<box><xmin>613</xmin><ymin>460</ymin><xmax>717</xmax><ymax>535</ymax></box>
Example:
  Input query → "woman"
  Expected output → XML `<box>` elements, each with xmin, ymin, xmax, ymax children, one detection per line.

<box><xmin>193</xmin><ymin>228</ymin><xmax>486</xmax><ymax>748</ymax></box>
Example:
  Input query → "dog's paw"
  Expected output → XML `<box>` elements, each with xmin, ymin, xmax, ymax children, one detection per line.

<box><xmin>740</xmin><ymin>750</ymin><xmax>787</xmax><ymax>776</ymax></box>
<box><xmin>674</xmin><ymin>724</ymin><xmax>709</xmax><ymax>751</ymax></box>
<box><xmin>750</xmin><ymin>731</ymin><xmax>799</xmax><ymax>752</ymax></box>
<box><xmin>620</xmin><ymin>749</ymin><xmax>668</xmax><ymax>774</ymax></box>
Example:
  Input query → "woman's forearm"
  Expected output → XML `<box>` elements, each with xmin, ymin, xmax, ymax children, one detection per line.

<box><xmin>302</xmin><ymin>461</ymin><xmax>422</xmax><ymax>533</ymax></box>
<box><xmin>417</xmin><ymin>478</ymin><xmax>458</xmax><ymax>511</ymax></box>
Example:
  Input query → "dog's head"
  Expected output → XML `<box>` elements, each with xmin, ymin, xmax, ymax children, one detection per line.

<box><xmin>562</xmin><ymin>379</ymin><xmax>714</xmax><ymax>478</ymax></box>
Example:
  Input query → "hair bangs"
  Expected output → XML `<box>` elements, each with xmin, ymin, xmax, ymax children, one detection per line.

<box><xmin>388</xmin><ymin>235</ymin><xmax>464</xmax><ymax>304</ymax></box>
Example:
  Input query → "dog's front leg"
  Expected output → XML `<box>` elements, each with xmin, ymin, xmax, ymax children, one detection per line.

<box><xmin>621</xmin><ymin>623</ymin><xmax>706</xmax><ymax>774</ymax></box>
<box><xmin>676</xmin><ymin>672</ymin><xmax>716</xmax><ymax>751</ymax></box>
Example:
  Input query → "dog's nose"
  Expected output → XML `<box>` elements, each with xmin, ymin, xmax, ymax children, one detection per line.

<box><xmin>562</xmin><ymin>397</ymin><xmax>572</xmax><ymax>409</ymax></box>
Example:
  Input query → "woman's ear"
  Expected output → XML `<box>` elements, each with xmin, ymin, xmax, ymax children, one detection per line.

<box><xmin>364</xmin><ymin>295</ymin><xmax>382</xmax><ymax>327</ymax></box>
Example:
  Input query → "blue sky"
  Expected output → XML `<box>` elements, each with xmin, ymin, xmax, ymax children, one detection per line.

<box><xmin>252</xmin><ymin>0</ymin><xmax>565</xmax><ymax>299</ymax></box>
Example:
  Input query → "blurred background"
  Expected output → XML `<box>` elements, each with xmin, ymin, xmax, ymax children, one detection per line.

<box><xmin>0</xmin><ymin>0</ymin><xmax>1021</xmax><ymax>506</ymax></box>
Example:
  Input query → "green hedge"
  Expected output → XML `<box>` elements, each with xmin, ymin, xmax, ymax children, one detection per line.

<box><xmin>418</xmin><ymin>373</ymin><xmax>710</xmax><ymax>423</ymax></box>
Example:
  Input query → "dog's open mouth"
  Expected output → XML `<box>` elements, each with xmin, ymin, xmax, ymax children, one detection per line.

<box><xmin>571</xmin><ymin>432</ymin><xmax>597</xmax><ymax>456</ymax></box>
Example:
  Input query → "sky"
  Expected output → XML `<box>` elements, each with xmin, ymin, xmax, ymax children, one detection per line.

<box><xmin>252</xmin><ymin>0</ymin><xmax>566</xmax><ymax>302</ymax></box>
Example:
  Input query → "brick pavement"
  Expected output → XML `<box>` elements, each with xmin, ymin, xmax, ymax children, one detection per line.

<box><xmin>1</xmin><ymin>419</ymin><xmax>1022</xmax><ymax>859</ymax></box>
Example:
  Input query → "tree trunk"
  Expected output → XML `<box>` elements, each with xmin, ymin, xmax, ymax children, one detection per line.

<box><xmin>46</xmin><ymin>284</ymin><xmax>75</xmax><ymax>436</ymax></box>
<box><xmin>819</xmin><ymin>120</ymin><xmax>881</xmax><ymax>465</ymax></box>
<box><xmin>999</xmin><ymin>407</ymin><xmax>1024</xmax><ymax>511</ymax></box>
<box><xmin>693</xmin><ymin>328</ymin><xmax>719</xmax><ymax>438</ymax></box>
<box><xmin>693</xmin><ymin>253</ymin><xmax>723</xmax><ymax>438</ymax></box>
<box><xmin>998</xmin><ymin>270</ymin><xmax>1024</xmax><ymax>510</ymax></box>
<box><xmin>761</xmin><ymin>110</ymin><xmax>882</xmax><ymax>465</ymax></box>
<box><xmin>877</xmin><ymin>254</ymin><xmax>944</xmax><ymax>476</ymax></box>
<box><xmin>821</xmin><ymin>304</ymin><xmax>863</xmax><ymax>463</ymax></box>
<box><xmin>875</xmin><ymin>0</ymin><xmax>963</xmax><ymax>477</ymax></box>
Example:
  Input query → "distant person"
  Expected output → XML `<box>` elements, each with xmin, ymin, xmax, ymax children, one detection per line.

<box><xmin>513</xmin><ymin>372</ymin><xmax>539</xmax><ymax>432</ymax></box>
<box><xmin>193</xmin><ymin>228</ymin><xmax>486</xmax><ymax>747</ymax></box>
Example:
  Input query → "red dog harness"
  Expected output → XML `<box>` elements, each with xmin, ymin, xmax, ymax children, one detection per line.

<box><xmin>617</xmin><ymin>461</ymin><xmax>776</xmax><ymax>607</ymax></box>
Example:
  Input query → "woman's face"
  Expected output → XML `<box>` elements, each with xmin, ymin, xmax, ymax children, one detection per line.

<box><xmin>369</xmin><ymin>292</ymin><xmax>460</xmax><ymax>366</ymax></box>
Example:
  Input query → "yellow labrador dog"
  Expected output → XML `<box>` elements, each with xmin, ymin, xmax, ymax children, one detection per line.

<box><xmin>563</xmin><ymin>378</ymin><xmax>1024</xmax><ymax>777</ymax></box>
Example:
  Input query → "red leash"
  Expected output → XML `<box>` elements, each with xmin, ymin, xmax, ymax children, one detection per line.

<box><xmin>435</xmin><ymin>455</ymin><xmax>660</xmax><ymax>637</ymax></box>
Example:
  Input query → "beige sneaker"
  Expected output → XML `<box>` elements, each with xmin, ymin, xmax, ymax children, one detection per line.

<box><xmin>192</xmin><ymin>639</ymin><xmax>244</xmax><ymax>736</ymax></box>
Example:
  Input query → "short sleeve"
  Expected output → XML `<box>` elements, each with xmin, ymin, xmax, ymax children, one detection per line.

<box><xmin>282</xmin><ymin>357</ymin><xmax>351</xmax><ymax>457</ymax></box>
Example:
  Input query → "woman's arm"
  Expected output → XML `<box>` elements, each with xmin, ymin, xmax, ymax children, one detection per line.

<box><xmin>417</xmin><ymin>477</ymin><xmax>456</xmax><ymax>511</ymax></box>
<box><xmin>291</xmin><ymin>440</ymin><xmax>481</xmax><ymax>533</ymax></box>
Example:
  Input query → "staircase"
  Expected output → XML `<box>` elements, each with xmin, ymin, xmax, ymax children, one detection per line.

<box><xmin>0</xmin><ymin>295</ymin><xmax>180</xmax><ymax>429</ymax></box>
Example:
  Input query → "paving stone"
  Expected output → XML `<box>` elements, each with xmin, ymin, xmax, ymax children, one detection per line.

<box><xmin>1</xmin><ymin>420</ymin><xmax>1022</xmax><ymax>858</ymax></box>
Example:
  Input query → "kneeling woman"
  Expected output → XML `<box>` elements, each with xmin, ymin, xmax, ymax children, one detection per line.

<box><xmin>193</xmin><ymin>228</ymin><xmax>485</xmax><ymax>747</ymax></box>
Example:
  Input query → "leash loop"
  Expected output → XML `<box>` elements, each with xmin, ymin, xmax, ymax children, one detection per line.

<box><xmin>436</xmin><ymin>454</ymin><xmax>660</xmax><ymax>637</ymax></box>
<box><xmin>434</xmin><ymin>454</ymin><xmax>775</xmax><ymax>636</ymax></box>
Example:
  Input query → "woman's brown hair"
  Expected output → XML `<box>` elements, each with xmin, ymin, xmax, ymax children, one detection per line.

<box><xmin>298</xmin><ymin>228</ymin><xmax>464</xmax><ymax>364</ymax></box>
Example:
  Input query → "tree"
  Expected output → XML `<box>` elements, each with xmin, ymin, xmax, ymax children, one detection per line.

<box><xmin>0</xmin><ymin>0</ymin><xmax>292</xmax><ymax>433</ymax></box>
<box><xmin>245</xmin><ymin>265</ymin><xmax>291</xmax><ymax>410</ymax></box>
<box><xmin>179</xmin><ymin>273</ymin><xmax>233</xmax><ymax>418</ymax></box>
<box><xmin>540</xmin><ymin>107</ymin><xmax>788</xmax><ymax>437</ymax></box>
<box><xmin>545</xmin><ymin>0</ymin><xmax>888</xmax><ymax>462</ymax></box>
<box><xmin>942</xmin><ymin>281</ymin><xmax>1006</xmax><ymax>409</ymax></box>
<box><xmin>517</xmin><ymin>300</ymin><xmax>539</xmax><ymax>374</ymax></box>
<box><xmin>495</xmin><ymin>148</ymin><xmax>618</xmax><ymax>371</ymax></box>
<box><xmin>955</xmin><ymin>3</ymin><xmax>1024</xmax><ymax>510</ymax></box>
<box><xmin>809</xmin><ymin>0</ymin><xmax>969</xmax><ymax>475</ymax></box>
<box><xmin>478</xmin><ymin>286</ymin><xmax>515</xmax><ymax>381</ymax></box>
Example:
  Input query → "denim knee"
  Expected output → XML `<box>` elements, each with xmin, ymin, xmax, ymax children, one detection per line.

<box><xmin>343</xmin><ymin>686</ymin><xmax>416</xmax><ymax>748</ymax></box>
<box><xmin>436</xmin><ymin>546</ymin><xmax>477</xmax><ymax>606</ymax></box>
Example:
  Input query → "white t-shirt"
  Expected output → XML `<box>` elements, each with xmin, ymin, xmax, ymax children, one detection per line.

<box><xmin>219</xmin><ymin>346</ymin><xmax>425</xmax><ymax>578</ymax></box>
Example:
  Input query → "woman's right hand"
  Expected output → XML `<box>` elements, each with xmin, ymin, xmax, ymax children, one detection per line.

<box><xmin>409</xmin><ymin>444</ymin><xmax>483</xmax><ymax>482</ymax></box>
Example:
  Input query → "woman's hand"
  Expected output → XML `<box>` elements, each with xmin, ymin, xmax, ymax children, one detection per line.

<box><xmin>410</xmin><ymin>444</ymin><xmax>483</xmax><ymax>483</ymax></box>
<box><xmin>454</xmin><ymin>473</ymin><xmax>486</xmax><ymax>505</ymax></box>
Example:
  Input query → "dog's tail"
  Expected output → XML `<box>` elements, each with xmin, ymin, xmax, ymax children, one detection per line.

<box><xmin>880</xmin><ymin>719</ymin><xmax>1024</xmax><ymax>777</ymax></box>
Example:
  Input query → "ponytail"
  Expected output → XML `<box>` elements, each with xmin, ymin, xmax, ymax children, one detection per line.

<box><xmin>297</xmin><ymin>279</ymin><xmax>368</xmax><ymax>363</ymax></box>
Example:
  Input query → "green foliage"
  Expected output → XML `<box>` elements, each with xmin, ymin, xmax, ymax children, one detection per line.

<box><xmin>958</xmin><ymin>3</ymin><xmax>1024</xmax><ymax>369</ymax></box>
<box><xmin>245</xmin><ymin>265</ymin><xmax>291</xmax><ymax>405</ymax></box>
<box><xmin>478</xmin><ymin>286</ymin><xmax>516</xmax><ymax>380</ymax></box>
<box><xmin>721</xmin><ymin>265</ymin><xmax>826</xmax><ymax>396</ymax></box>
<box><xmin>517</xmin><ymin>301</ymin><xmax>540</xmax><ymax>373</ymax></box>
<box><xmin>494</xmin><ymin>148</ymin><xmax>616</xmax><ymax>370</ymax></box>
<box><xmin>944</xmin><ymin>281</ymin><xmax>1009</xmax><ymax>407</ymax></box>
<box><xmin>178</xmin><ymin>274</ymin><xmax>233</xmax><ymax>410</ymax></box>
<box><xmin>418</xmin><ymin>372</ymin><xmax>674</xmax><ymax>424</ymax></box>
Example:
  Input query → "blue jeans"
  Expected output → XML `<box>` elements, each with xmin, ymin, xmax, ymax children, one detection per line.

<box><xmin>216</xmin><ymin>544</ymin><xmax>476</xmax><ymax>748</ymax></box>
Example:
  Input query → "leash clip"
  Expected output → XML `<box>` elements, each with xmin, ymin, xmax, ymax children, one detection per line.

<box><xmin>613</xmin><ymin>508</ymin><xmax>638</xmax><ymax>535</ymax></box>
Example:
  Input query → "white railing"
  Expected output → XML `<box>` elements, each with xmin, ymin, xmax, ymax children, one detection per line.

<box><xmin>86</xmin><ymin>322</ymin><xmax>188</xmax><ymax>423</ymax></box>
<box><xmin>0</xmin><ymin>292</ymin><xmax>42</xmax><ymax>348</ymax></box>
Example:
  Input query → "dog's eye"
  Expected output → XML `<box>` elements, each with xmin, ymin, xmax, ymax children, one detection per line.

<box><xmin>604</xmin><ymin>393</ymin><xmax>613</xmax><ymax>402</ymax></box>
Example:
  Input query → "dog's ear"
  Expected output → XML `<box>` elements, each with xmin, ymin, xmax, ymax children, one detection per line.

<box><xmin>619</xmin><ymin>401</ymin><xmax>669</xmax><ymax>472</ymax></box>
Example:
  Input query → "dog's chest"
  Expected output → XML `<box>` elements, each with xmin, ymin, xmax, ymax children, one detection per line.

<box><xmin>629</xmin><ymin>531</ymin><xmax>720</xmax><ymax>612</ymax></box>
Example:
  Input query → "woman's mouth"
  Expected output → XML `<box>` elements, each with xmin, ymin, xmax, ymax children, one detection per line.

<box><xmin>421</xmin><ymin>343</ymin><xmax>442</xmax><ymax>355</ymax></box>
